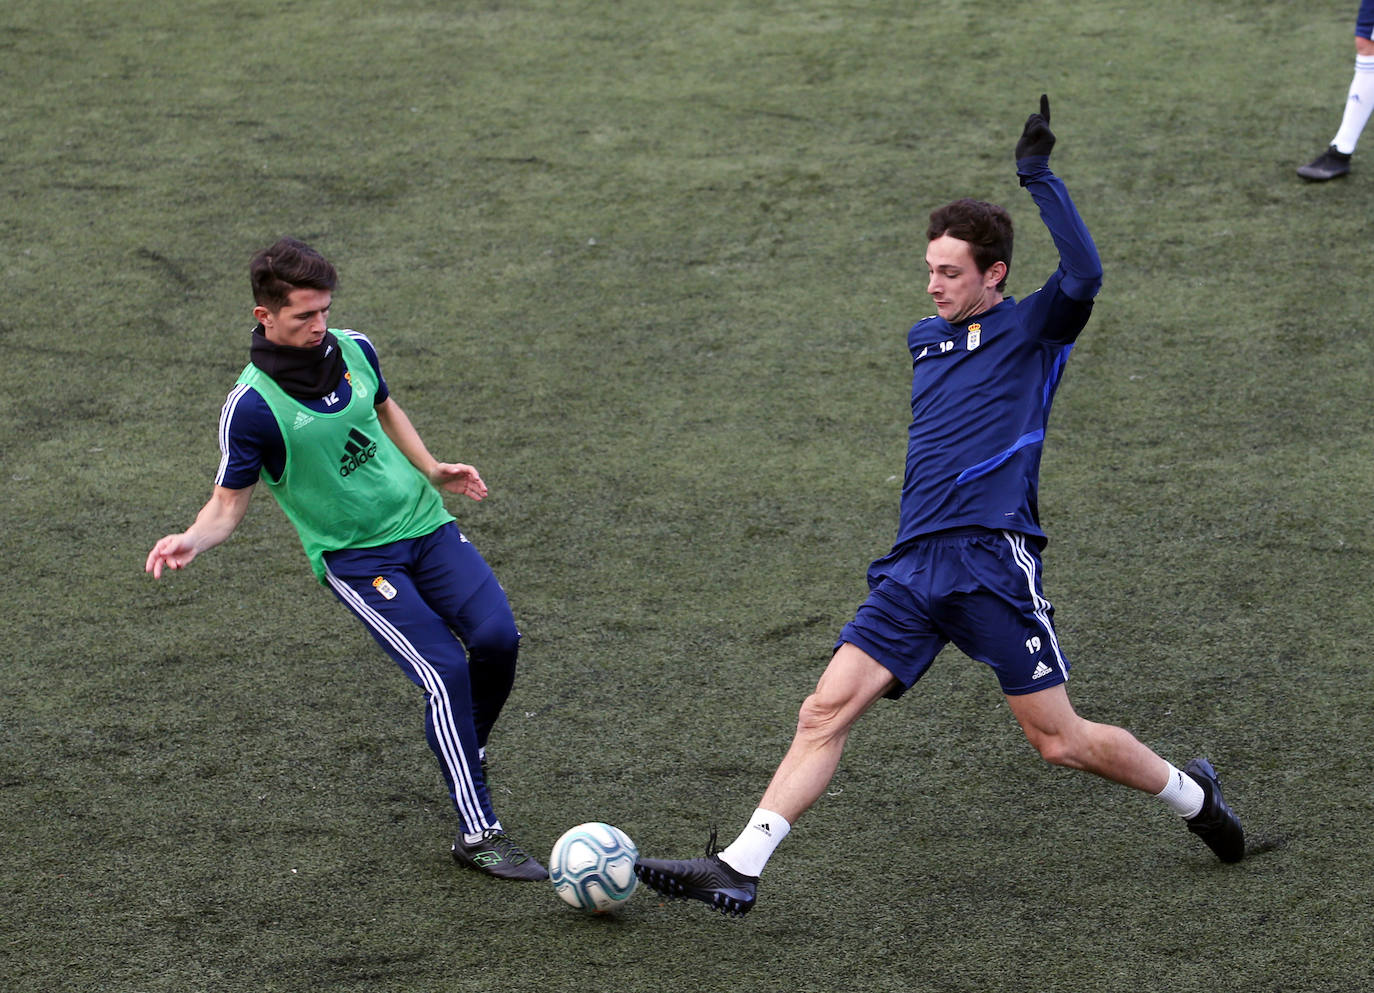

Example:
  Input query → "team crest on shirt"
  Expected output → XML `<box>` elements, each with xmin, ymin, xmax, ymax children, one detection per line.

<box><xmin>346</xmin><ymin>370</ymin><xmax>368</xmax><ymax>399</ymax></box>
<box><xmin>967</xmin><ymin>323</ymin><xmax>982</xmax><ymax>350</ymax></box>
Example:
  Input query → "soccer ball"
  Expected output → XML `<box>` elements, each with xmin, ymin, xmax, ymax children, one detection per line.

<box><xmin>549</xmin><ymin>822</ymin><xmax>639</xmax><ymax>913</ymax></box>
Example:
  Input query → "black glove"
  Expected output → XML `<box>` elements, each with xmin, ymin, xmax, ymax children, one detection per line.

<box><xmin>1015</xmin><ymin>94</ymin><xmax>1055</xmax><ymax>159</ymax></box>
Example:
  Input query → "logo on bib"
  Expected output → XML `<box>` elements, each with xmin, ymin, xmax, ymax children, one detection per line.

<box><xmin>339</xmin><ymin>428</ymin><xmax>379</xmax><ymax>476</ymax></box>
<box><xmin>345</xmin><ymin>370</ymin><xmax>369</xmax><ymax>400</ymax></box>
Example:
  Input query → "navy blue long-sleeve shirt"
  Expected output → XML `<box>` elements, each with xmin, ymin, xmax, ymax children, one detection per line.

<box><xmin>888</xmin><ymin>158</ymin><xmax>1102</xmax><ymax>552</ymax></box>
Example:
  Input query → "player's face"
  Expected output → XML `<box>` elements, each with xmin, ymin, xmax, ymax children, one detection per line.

<box><xmin>255</xmin><ymin>287</ymin><xmax>332</xmax><ymax>349</ymax></box>
<box><xmin>925</xmin><ymin>235</ymin><xmax>1004</xmax><ymax>324</ymax></box>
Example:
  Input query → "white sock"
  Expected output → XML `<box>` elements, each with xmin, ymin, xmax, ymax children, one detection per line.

<box><xmin>718</xmin><ymin>808</ymin><xmax>791</xmax><ymax>877</ymax></box>
<box><xmin>1155</xmin><ymin>764</ymin><xmax>1205</xmax><ymax>819</ymax></box>
<box><xmin>462</xmin><ymin>821</ymin><xmax>501</xmax><ymax>845</ymax></box>
<box><xmin>1333</xmin><ymin>55</ymin><xmax>1374</xmax><ymax>153</ymax></box>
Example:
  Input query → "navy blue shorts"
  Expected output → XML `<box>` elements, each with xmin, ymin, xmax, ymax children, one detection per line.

<box><xmin>837</xmin><ymin>529</ymin><xmax>1070</xmax><ymax>697</ymax></box>
<box><xmin>1360</xmin><ymin>0</ymin><xmax>1374</xmax><ymax>39</ymax></box>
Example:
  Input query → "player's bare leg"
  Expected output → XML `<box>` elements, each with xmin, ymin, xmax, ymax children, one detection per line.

<box><xmin>758</xmin><ymin>642</ymin><xmax>900</xmax><ymax>823</ymax></box>
<box><xmin>1004</xmin><ymin>684</ymin><xmax>1170</xmax><ymax>791</ymax></box>
<box><xmin>634</xmin><ymin>643</ymin><xmax>897</xmax><ymax>915</ymax></box>
<box><xmin>1006</xmin><ymin>684</ymin><xmax>1244</xmax><ymax>861</ymax></box>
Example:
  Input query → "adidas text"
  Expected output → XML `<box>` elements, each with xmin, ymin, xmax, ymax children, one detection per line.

<box><xmin>339</xmin><ymin>428</ymin><xmax>378</xmax><ymax>476</ymax></box>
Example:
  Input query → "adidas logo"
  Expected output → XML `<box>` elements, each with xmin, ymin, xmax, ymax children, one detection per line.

<box><xmin>1031</xmin><ymin>661</ymin><xmax>1054</xmax><ymax>680</ymax></box>
<box><xmin>753</xmin><ymin>822</ymin><xmax>773</xmax><ymax>838</ymax></box>
<box><xmin>292</xmin><ymin>410</ymin><xmax>315</xmax><ymax>430</ymax></box>
<box><xmin>338</xmin><ymin>427</ymin><xmax>378</xmax><ymax>477</ymax></box>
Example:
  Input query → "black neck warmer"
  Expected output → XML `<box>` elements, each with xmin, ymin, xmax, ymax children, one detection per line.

<box><xmin>249</xmin><ymin>325</ymin><xmax>344</xmax><ymax>400</ymax></box>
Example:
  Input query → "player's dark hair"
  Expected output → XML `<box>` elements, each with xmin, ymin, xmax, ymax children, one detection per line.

<box><xmin>249</xmin><ymin>237</ymin><xmax>338</xmax><ymax>311</ymax></box>
<box><xmin>927</xmin><ymin>199</ymin><xmax>1013</xmax><ymax>292</ymax></box>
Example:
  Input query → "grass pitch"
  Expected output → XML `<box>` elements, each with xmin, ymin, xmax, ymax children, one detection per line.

<box><xmin>3</xmin><ymin>1</ymin><xmax>1372</xmax><ymax>991</ymax></box>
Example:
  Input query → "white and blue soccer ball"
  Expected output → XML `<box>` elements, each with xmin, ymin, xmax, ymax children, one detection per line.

<box><xmin>549</xmin><ymin>821</ymin><xmax>639</xmax><ymax>913</ymax></box>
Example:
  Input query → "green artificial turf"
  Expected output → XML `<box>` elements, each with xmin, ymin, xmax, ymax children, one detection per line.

<box><xmin>3</xmin><ymin>1</ymin><xmax>1371</xmax><ymax>990</ymax></box>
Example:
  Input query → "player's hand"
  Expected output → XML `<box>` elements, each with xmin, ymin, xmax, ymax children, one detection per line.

<box><xmin>431</xmin><ymin>462</ymin><xmax>488</xmax><ymax>500</ymax></box>
<box><xmin>1015</xmin><ymin>94</ymin><xmax>1055</xmax><ymax>159</ymax></box>
<box><xmin>146</xmin><ymin>533</ymin><xmax>199</xmax><ymax>578</ymax></box>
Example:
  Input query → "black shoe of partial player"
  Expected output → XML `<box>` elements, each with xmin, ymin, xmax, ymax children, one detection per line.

<box><xmin>1183</xmin><ymin>758</ymin><xmax>1245</xmax><ymax>863</ymax></box>
<box><xmin>635</xmin><ymin>852</ymin><xmax>759</xmax><ymax>917</ymax></box>
<box><xmin>451</xmin><ymin>828</ymin><xmax>549</xmax><ymax>881</ymax></box>
<box><xmin>1297</xmin><ymin>145</ymin><xmax>1352</xmax><ymax>181</ymax></box>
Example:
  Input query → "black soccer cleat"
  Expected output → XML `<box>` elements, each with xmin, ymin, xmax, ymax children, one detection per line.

<box><xmin>451</xmin><ymin>828</ymin><xmax>549</xmax><ymax>881</ymax></box>
<box><xmin>635</xmin><ymin>851</ymin><xmax>759</xmax><ymax>917</ymax></box>
<box><xmin>1183</xmin><ymin>757</ymin><xmax>1245</xmax><ymax>863</ymax></box>
<box><xmin>1297</xmin><ymin>145</ymin><xmax>1352</xmax><ymax>181</ymax></box>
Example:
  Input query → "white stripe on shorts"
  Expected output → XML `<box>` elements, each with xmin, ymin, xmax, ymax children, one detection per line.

<box><xmin>1002</xmin><ymin>531</ymin><xmax>1068</xmax><ymax>681</ymax></box>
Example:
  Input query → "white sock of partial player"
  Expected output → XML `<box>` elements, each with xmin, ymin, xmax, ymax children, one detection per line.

<box><xmin>1155</xmin><ymin>764</ymin><xmax>1205</xmax><ymax>819</ymax></box>
<box><xmin>1333</xmin><ymin>56</ymin><xmax>1374</xmax><ymax>153</ymax></box>
<box><xmin>717</xmin><ymin>808</ymin><xmax>791</xmax><ymax>877</ymax></box>
<box><xmin>462</xmin><ymin>821</ymin><xmax>501</xmax><ymax>845</ymax></box>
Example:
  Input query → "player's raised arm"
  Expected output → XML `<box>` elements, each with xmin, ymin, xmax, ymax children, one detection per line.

<box><xmin>1014</xmin><ymin>94</ymin><xmax>1102</xmax><ymax>303</ymax></box>
<box><xmin>145</xmin><ymin>484</ymin><xmax>254</xmax><ymax>578</ymax></box>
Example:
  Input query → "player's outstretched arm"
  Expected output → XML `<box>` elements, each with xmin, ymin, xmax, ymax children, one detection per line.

<box><xmin>145</xmin><ymin>484</ymin><xmax>254</xmax><ymax>578</ymax></box>
<box><xmin>1013</xmin><ymin>94</ymin><xmax>1102</xmax><ymax>304</ymax></box>
<box><xmin>374</xmin><ymin>396</ymin><xmax>488</xmax><ymax>500</ymax></box>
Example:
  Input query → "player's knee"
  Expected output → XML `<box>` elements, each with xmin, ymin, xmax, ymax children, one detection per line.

<box><xmin>1019</xmin><ymin>719</ymin><xmax>1082</xmax><ymax>768</ymax></box>
<box><xmin>467</xmin><ymin>611</ymin><xmax>520</xmax><ymax>666</ymax></box>
<box><xmin>1030</xmin><ymin>725</ymin><xmax>1102</xmax><ymax>770</ymax></box>
<box><xmin>795</xmin><ymin>690</ymin><xmax>850</xmax><ymax>742</ymax></box>
<box><xmin>1032</xmin><ymin>733</ymin><xmax>1078</xmax><ymax>768</ymax></box>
